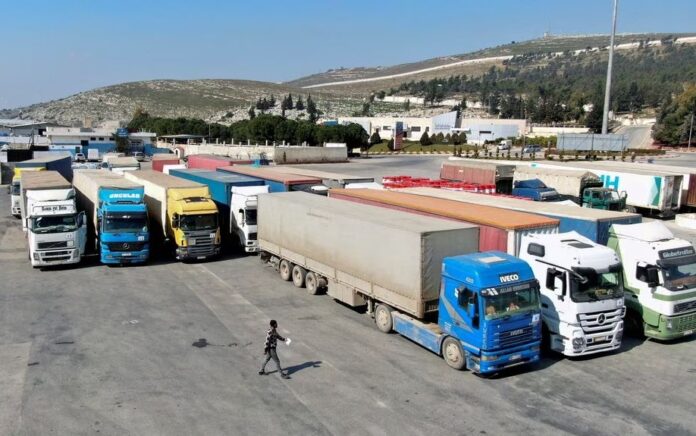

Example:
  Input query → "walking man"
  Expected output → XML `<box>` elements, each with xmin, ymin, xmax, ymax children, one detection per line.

<box><xmin>259</xmin><ymin>320</ymin><xmax>289</xmax><ymax>379</ymax></box>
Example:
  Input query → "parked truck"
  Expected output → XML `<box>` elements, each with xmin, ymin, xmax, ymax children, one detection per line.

<box><xmin>512</xmin><ymin>166</ymin><xmax>625</xmax><ymax>209</ymax></box>
<box><xmin>102</xmin><ymin>156</ymin><xmax>140</xmax><ymax>174</ymax></box>
<box><xmin>73</xmin><ymin>170</ymin><xmax>150</xmax><ymax>264</ymax></box>
<box><xmin>20</xmin><ymin>171</ymin><xmax>87</xmax><ymax>267</ymax></box>
<box><xmin>87</xmin><ymin>149</ymin><xmax>100</xmax><ymax>162</ymax></box>
<box><xmin>15</xmin><ymin>155</ymin><xmax>73</xmax><ymax>181</ymax></box>
<box><xmin>519</xmin><ymin>232</ymin><xmax>625</xmax><ymax>356</ymax></box>
<box><xmin>124</xmin><ymin>170</ymin><xmax>221</xmax><ymax>260</ymax></box>
<box><xmin>440</xmin><ymin>161</ymin><xmax>515</xmax><ymax>194</ymax></box>
<box><xmin>259</xmin><ymin>192</ymin><xmax>542</xmax><ymax>374</ymax></box>
<box><xmin>9</xmin><ymin>167</ymin><xmax>45</xmax><ymax>217</ymax></box>
<box><xmin>217</xmin><ymin>165</ymin><xmax>323</xmax><ymax>193</ymax></box>
<box><xmin>608</xmin><ymin>221</ymin><xmax>696</xmax><ymax>340</ymax></box>
<box><xmin>511</xmin><ymin>178</ymin><xmax>561</xmax><ymax>201</ymax></box>
<box><xmin>152</xmin><ymin>154</ymin><xmax>181</xmax><ymax>172</ymax></box>
<box><xmin>169</xmin><ymin>168</ymin><xmax>269</xmax><ymax>252</ymax></box>
<box><xmin>266</xmin><ymin>166</ymin><xmax>377</xmax><ymax>189</ymax></box>
<box><xmin>329</xmin><ymin>188</ymin><xmax>559</xmax><ymax>255</ymax></box>
<box><xmin>399</xmin><ymin>188</ymin><xmax>641</xmax><ymax>245</ymax></box>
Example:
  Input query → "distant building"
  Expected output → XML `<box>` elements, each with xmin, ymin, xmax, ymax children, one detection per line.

<box><xmin>45</xmin><ymin>127</ymin><xmax>157</xmax><ymax>156</ymax></box>
<box><xmin>0</xmin><ymin>119</ymin><xmax>62</xmax><ymax>136</ymax></box>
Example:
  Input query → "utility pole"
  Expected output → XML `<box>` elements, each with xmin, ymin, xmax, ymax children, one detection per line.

<box><xmin>601</xmin><ymin>0</ymin><xmax>619</xmax><ymax>135</ymax></box>
<box><xmin>688</xmin><ymin>112</ymin><xmax>694</xmax><ymax>151</ymax></box>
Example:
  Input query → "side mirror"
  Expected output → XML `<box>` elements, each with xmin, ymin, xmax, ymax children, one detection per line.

<box><xmin>78</xmin><ymin>211</ymin><xmax>86</xmax><ymax>227</ymax></box>
<box><xmin>26</xmin><ymin>218</ymin><xmax>32</xmax><ymax>230</ymax></box>
<box><xmin>171</xmin><ymin>213</ymin><xmax>179</xmax><ymax>229</ymax></box>
<box><xmin>636</xmin><ymin>264</ymin><xmax>659</xmax><ymax>287</ymax></box>
<box><xmin>546</xmin><ymin>268</ymin><xmax>558</xmax><ymax>290</ymax></box>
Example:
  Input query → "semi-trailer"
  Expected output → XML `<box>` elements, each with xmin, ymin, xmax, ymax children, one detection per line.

<box><xmin>266</xmin><ymin>166</ymin><xmax>376</xmax><ymax>189</ymax></box>
<box><xmin>399</xmin><ymin>188</ymin><xmax>641</xmax><ymax>245</ymax></box>
<box><xmin>217</xmin><ymin>165</ymin><xmax>322</xmax><ymax>193</ymax></box>
<box><xmin>519</xmin><ymin>232</ymin><xmax>625</xmax><ymax>356</ymax></box>
<box><xmin>72</xmin><ymin>170</ymin><xmax>150</xmax><ymax>264</ymax></box>
<box><xmin>258</xmin><ymin>192</ymin><xmax>542</xmax><ymax>374</ymax></box>
<box><xmin>329</xmin><ymin>188</ymin><xmax>559</xmax><ymax>255</ymax></box>
<box><xmin>527</xmin><ymin>162</ymin><xmax>682</xmax><ymax>217</ymax></box>
<box><xmin>15</xmin><ymin>155</ymin><xmax>73</xmax><ymax>181</ymax></box>
<box><xmin>9</xmin><ymin>167</ymin><xmax>45</xmax><ymax>217</ymax></box>
<box><xmin>169</xmin><ymin>168</ymin><xmax>269</xmax><ymax>252</ymax></box>
<box><xmin>102</xmin><ymin>157</ymin><xmax>140</xmax><ymax>174</ymax></box>
<box><xmin>152</xmin><ymin>154</ymin><xmax>181</xmax><ymax>172</ymax></box>
<box><xmin>608</xmin><ymin>221</ymin><xmax>696</xmax><ymax>340</ymax></box>
<box><xmin>187</xmin><ymin>154</ymin><xmax>253</xmax><ymax>170</ymax></box>
<box><xmin>20</xmin><ymin>171</ymin><xmax>87</xmax><ymax>267</ymax></box>
<box><xmin>124</xmin><ymin>170</ymin><xmax>221</xmax><ymax>260</ymax></box>
<box><xmin>440</xmin><ymin>161</ymin><xmax>515</xmax><ymax>194</ymax></box>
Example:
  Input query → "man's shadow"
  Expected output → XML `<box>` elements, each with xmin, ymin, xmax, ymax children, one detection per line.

<box><xmin>285</xmin><ymin>361</ymin><xmax>322</xmax><ymax>376</ymax></box>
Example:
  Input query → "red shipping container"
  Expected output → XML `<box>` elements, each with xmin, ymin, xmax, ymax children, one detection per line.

<box><xmin>187</xmin><ymin>154</ymin><xmax>253</xmax><ymax>170</ymax></box>
<box><xmin>151</xmin><ymin>155</ymin><xmax>180</xmax><ymax>172</ymax></box>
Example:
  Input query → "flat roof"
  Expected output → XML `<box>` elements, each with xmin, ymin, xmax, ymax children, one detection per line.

<box><xmin>127</xmin><ymin>169</ymin><xmax>204</xmax><ymax>188</ymax></box>
<box><xmin>21</xmin><ymin>171</ymin><xmax>71</xmax><ymax>190</ymax></box>
<box><xmin>266</xmin><ymin>166</ymin><xmax>374</xmax><ymax>182</ymax></box>
<box><xmin>171</xmin><ymin>168</ymin><xmax>259</xmax><ymax>183</ymax></box>
<box><xmin>218</xmin><ymin>166</ymin><xmax>321</xmax><ymax>184</ymax></box>
<box><xmin>159</xmin><ymin>134</ymin><xmax>205</xmax><ymax>139</ymax></box>
<box><xmin>329</xmin><ymin>188</ymin><xmax>559</xmax><ymax>230</ymax></box>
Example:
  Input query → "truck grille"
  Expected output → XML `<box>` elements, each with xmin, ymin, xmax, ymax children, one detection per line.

<box><xmin>188</xmin><ymin>233</ymin><xmax>216</xmax><ymax>257</ymax></box>
<box><xmin>37</xmin><ymin>241</ymin><xmax>68</xmax><ymax>250</ymax></box>
<box><xmin>674</xmin><ymin>300</ymin><xmax>696</xmax><ymax>314</ymax></box>
<box><xmin>496</xmin><ymin>326</ymin><xmax>534</xmax><ymax>348</ymax></box>
<box><xmin>107</xmin><ymin>242</ymin><xmax>146</xmax><ymax>252</ymax></box>
<box><xmin>673</xmin><ymin>312</ymin><xmax>696</xmax><ymax>332</ymax></box>
<box><xmin>247</xmin><ymin>232</ymin><xmax>257</xmax><ymax>241</ymax></box>
<box><xmin>41</xmin><ymin>250</ymin><xmax>73</xmax><ymax>262</ymax></box>
<box><xmin>577</xmin><ymin>308</ymin><xmax>624</xmax><ymax>334</ymax></box>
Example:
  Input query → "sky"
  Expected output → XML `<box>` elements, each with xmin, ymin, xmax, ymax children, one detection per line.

<box><xmin>1</xmin><ymin>0</ymin><xmax>695</xmax><ymax>109</ymax></box>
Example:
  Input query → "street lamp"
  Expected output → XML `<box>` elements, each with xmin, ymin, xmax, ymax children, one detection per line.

<box><xmin>601</xmin><ymin>0</ymin><xmax>619</xmax><ymax>135</ymax></box>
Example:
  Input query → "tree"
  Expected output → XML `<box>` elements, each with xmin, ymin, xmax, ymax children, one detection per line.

<box><xmin>269</xmin><ymin>94</ymin><xmax>276</xmax><ymax>107</ymax></box>
<box><xmin>287</xmin><ymin>93</ymin><xmax>294</xmax><ymax>110</ymax></box>
<box><xmin>306</xmin><ymin>95</ymin><xmax>319</xmax><ymax>123</ymax></box>
<box><xmin>451</xmin><ymin>132</ymin><xmax>462</xmax><ymax>145</ymax></box>
<box><xmin>420</xmin><ymin>132</ymin><xmax>432</xmax><ymax>146</ymax></box>
<box><xmin>361</xmin><ymin>102</ymin><xmax>371</xmax><ymax>116</ymax></box>
<box><xmin>584</xmin><ymin>101</ymin><xmax>604</xmax><ymax>133</ymax></box>
<box><xmin>376</xmin><ymin>90</ymin><xmax>386</xmax><ymax>100</ymax></box>
<box><xmin>248</xmin><ymin>106</ymin><xmax>256</xmax><ymax>120</ymax></box>
<box><xmin>403</xmin><ymin>99</ymin><xmax>410</xmax><ymax>111</ymax></box>
<box><xmin>295</xmin><ymin>96</ymin><xmax>305</xmax><ymax>111</ymax></box>
<box><xmin>369</xmin><ymin>131</ymin><xmax>382</xmax><ymax>145</ymax></box>
<box><xmin>114</xmin><ymin>135</ymin><xmax>130</xmax><ymax>153</ymax></box>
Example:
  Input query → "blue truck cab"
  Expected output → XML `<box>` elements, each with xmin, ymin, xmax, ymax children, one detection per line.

<box><xmin>97</xmin><ymin>187</ymin><xmax>150</xmax><ymax>264</ymax></box>
<box><xmin>512</xmin><ymin>179</ymin><xmax>561</xmax><ymax>202</ymax></box>
<box><xmin>392</xmin><ymin>251</ymin><xmax>542</xmax><ymax>375</ymax></box>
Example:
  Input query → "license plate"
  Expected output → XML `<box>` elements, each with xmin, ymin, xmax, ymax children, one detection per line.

<box><xmin>595</xmin><ymin>336</ymin><xmax>608</xmax><ymax>342</ymax></box>
<box><xmin>509</xmin><ymin>354</ymin><xmax>521</xmax><ymax>361</ymax></box>
<box><xmin>122</xmin><ymin>253</ymin><xmax>131</xmax><ymax>257</ymax></box>
<box><xmin>684</xmin><ymin>330</ymin><xmax>694</xmax><ymax>336</ymax></box>
<box><xmin>197</xmin><ymin>256</ymin><xmax>205</xmax><ymax>260</ymax></box>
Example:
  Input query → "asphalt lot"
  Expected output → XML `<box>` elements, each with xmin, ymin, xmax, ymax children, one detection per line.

<box><xmin>1</xmin><ymin>156</ymin><xmax>696</xmax><ymax>435</ymax></box>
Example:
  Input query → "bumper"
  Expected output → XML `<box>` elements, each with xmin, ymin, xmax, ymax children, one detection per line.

<box><xmin>646</xmin><ymin>312</ymin><xmax>696</xmax><ymax>340</ymax></box>
<box><xmin>176</xmin><ymin>245</ymin><xmax>221</xmax><ymax>260</ymax></box>
<box><xmin>471</xmin><ymin>342</ymin><xmax>541</xmax><ymax>374</ymax></box>
<box><xmin>31</xmin><ymin>248</ymin><xmax>81</xmax><ymax>267</ymax></box>
<box><xmin>11</xmin><ymin>206</ymin><xmax>21</xmax><ymax>216</ymax></box>
<box><xmin>558</xmin><ymin>321</ymin><xmax>624</xmax><ymax>357</ymax></box>
<box><xmin>101</xmin><ymin>249</ymin><xmax>150</xmax><ymax>265</ymax></box>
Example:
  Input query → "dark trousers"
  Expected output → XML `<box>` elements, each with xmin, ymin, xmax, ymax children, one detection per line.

<box><xmin>261</xmin><ymin>348</ymin><xmax>283</xmax><ymax>375</ymax></box>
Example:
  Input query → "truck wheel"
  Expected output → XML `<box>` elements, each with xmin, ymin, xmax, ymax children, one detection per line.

<box><xmin>374</xmin><ymin>304</ymin><xmax>393</xmax><ymax>333</ymax></box>
<box><xmin>442</xmin><ymin>337</ymin><xmax>466</xmax><ymax>370</ymax></box>
<box><xmin>625</xmin><ymin>310</ymin><xmax>645</xmax><ymax>338</ymax></box>
<box><xmin>292</xmin><ymin>265</ymin><xmax>307</xmax><ymax>288</ymax></box>
<box><xmin>305</xmin><ymin>272</ymin><xmax>319</xmax><ymax>295</ymax></box>
<box><xmin>279</xmin><ymin>259</ymin><xmax>293</xmax><ymax>281</ymax></box>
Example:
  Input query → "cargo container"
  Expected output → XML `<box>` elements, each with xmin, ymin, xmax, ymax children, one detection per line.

<box><xmin>187</xmin><ymin>154</ymin><xmax>253</xmax><ymax>170</ymax></box>
<box><xmin>169</xmin><ymin>168</ymin><xmax>268</xmax><ymax>252</ymax></box>
<box><xmin>15</xmin><ymin>155</ymin><xmax>73</xmax><ymax>181</ymax></box>
<box><xmin>73</xmin><ymin>170</ymin><xmax>150</xmax><ymax>264</ymax></box>
<box><xmin>151</xmin><ymin>155</ymin><xmax>180</xmax><ymax>172</ymax></box>
<box><xmin>440</xmin><ymin>161</ymin><xmax>515</xmax><ymax>194</ymax></box>
<box><xmin>20</xmin><ymin>171</ymin><xmax>86</xmax><ymax>267</ymax></box>
<box><xmin>9</xmin><ymin>167</ymin><xmax>45</xmax><ymax>217</ymax></box>
<box><xmin>259</xmin><ymin>192</ymin><xmax>542</xmax><ymax>374</ymax></box>
<box><xmin>266</xmin><ymin>166</ymin><xmax>375</xmax><ymax>188</ymax></box>
<box><xmin>329</xmin><ymin>189</ymin><xmax>559</xmax><ymax>255</ymax></box>
<box><xmin>217</xmin><ymin>165</ymin><xmax>322</xmax><ymax>193</ymax></box>
<box><xmin>512</xmin><ymin>166</ymin><xmax>604</xmax><ymax>202</ymax></box>
<box><xmin>102</xmin><ymin>156</ymin><xmax>140</xmax><ymax>174</ymax></box>
<box><xmin>398</xmin><ymin>187</ymin><xmax>641</xmax><ymax>245</ymax></box>
<box><xmin>163</xmin><ymin>164</ymin><xmax>186</xmax><ymax>175</ymax></box>
<box><xmin>124</xmin><ymin>170</ymin><xmax>220</xmax><ymax>260</ymax></box>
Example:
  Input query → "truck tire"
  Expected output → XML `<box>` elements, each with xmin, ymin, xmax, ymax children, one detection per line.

<box><xmin>279</xmin><ymin>259</ymin><xmax>293</xmax><ymax>281</ymax></box>
<box><xmin>442</xmin><ymin>337</ymin><xmax>466</xmax><ymax>370</ymax></box>
<box><xmin>625</xmin><ymin>309</ymin><xmax>645</xmax><ymax>338</ymax></box>
<box><xmin>305</xmin><ymin>272</ymin><xmax>320</xmax><ymax>295</ymax></box>
<box><xmin>292</xmin><ymin>265</ymin><xmax>307</xmax><ymax>288</ymax></box>
<box><xmin>374</xmin><ymin>304</ymin><xmax>393</xmax><ymax>333</ymax></box>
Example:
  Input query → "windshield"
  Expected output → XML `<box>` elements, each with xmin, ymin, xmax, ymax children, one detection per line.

<box><xmin>180</xmin><ymin>213</ymin><xmax>218</xmax><ymax>231</ymax></box>
<box><xmin>570</xmin><ymin>270</ymin><xmax>623</xmax><ymax>302</ymax></box>
<box><xmin>662</xmin><ymin>261</ymin><xmax>696</xmax><ymax>291</ymax></box>
<box><xmin>104</xmin><ymin>213</ymin><xmax>148</xmax><ymax>233</ymax></box>
<box><xmin>484</xmin><ymin>282</ymin><xmax>539</xmax><ymax>319</ymax></box>
<box><xmin>32</xmin><ymin>214</ymin><xmax>78</xmax><ymax>233</ymax></box>
<box><xmin>11</xmin><ymin>183</ymin><xmax>20</xmax><ymax>195</ymax></box>
<box><xmin>245</xmin><ymin>208</ymin><xmax>257</xmax><ymax>226</ymax></box>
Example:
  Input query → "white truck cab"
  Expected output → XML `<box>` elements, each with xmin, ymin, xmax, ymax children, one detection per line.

<box><xmin>608</xmin><ymin>221</ymin><xmax>696</xmax><ymax>340</ymax></box>
<box><xmin>520</xmin><ymin>232</ymin><xmax>625</xmax><ymax>356</ymax></box>
<box><xmin>10</xmin><ymin>177</ymin><xmax>21</xmax><ymax>216</ymax></box>
<box><xmin>231</xmin><ymin>185</ymin><xmax>270</xmax><ymax>253</ymax></box>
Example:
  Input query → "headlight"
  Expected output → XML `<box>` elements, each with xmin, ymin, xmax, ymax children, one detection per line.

<box><xmin>66</xmin><ymin>240</ymin><xmax>74</xmax><ymax>248</ymax></box>
<box><xmin>572</xmin><ymin>337</ymin><xmax>585</xmax><ymax>349</ymax></box>
<box><xmin>666</xmin><ymin>320</ymin><xmax>673</xmax><ymax>330</ymax></box>
<box><xmin>33</xmin><ymin>253</ymin><xmax>39</xmax><ymax>260</ymax></box>
<box><xmin>481</xmin><ymin>354</ymin><xmax>500</xmax><ymax>361</ymax></box>
<box><xmin>188</xmin><ymin>238</ymin><xmax>196</xmax><ymax>246</ymax></box>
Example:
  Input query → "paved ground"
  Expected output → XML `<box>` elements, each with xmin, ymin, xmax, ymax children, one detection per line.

<box><xmin>614</xmin><ymin>125</ymin><xmax>654</xmax><ymax>149</ymax></box>
<box><xmin>2</xmin><ymin>158</ymin><xmax>696</xmax><ymax>435</ymax></box>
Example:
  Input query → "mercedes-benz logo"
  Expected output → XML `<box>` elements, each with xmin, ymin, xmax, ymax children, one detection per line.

<box><xmin>597</xmin><ymin>314</ymin><xmax>606</xmax><ymax>325</ymax></box>
<box><xmin>122</xmin><ymin>243</ymin><xmax>130</xmax><ymax>250</ymax></box>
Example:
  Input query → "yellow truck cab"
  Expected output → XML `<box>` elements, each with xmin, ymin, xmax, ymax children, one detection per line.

<box><xmin>124</xmin><ymin>170</ymin><xmax>221</xmax><ymax>260</ymax></box>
